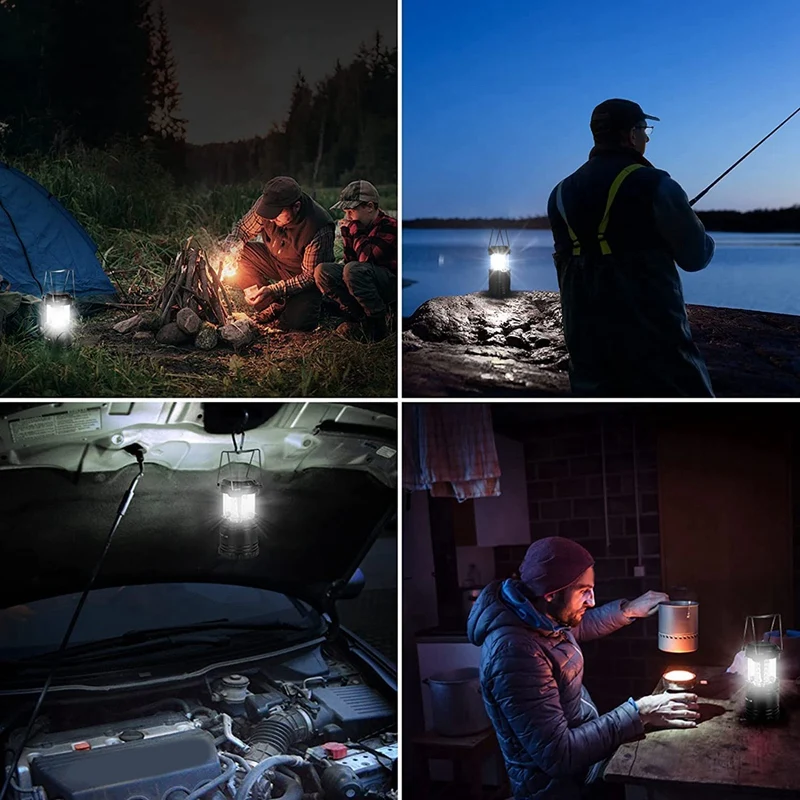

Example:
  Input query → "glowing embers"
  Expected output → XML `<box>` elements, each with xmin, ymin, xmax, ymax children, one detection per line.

<box><xmin>662</xmin><ymin>669</ymin><xmax>696</xmax><ymax>693</ymax></box>
<box><xmin>488</xmin><ymin>229</ymin><xmax>511</xmax><ymax>298</ymax></box>
<box><xmin>217</xmin><ymin>445</ymin><xmax>262</xmax><ymax>560</ymax></box>
<box><xmin>41</xmin><ymin>270</ymin><xmax>76</xmax><ymax>343</ymax></box>
<box><xmin>742</xmin><ymin>614</ymin><xmax>782</xmax><ymax>724</ymax></box>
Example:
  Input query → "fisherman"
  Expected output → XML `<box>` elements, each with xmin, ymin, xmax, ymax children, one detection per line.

<box><xmin>467</xmin><ymin>537</ymin><xmax>700</xmax><ymax>800</ymax></box>
<box><xmin>548</xmin><ymin>99</ymin><xmax>715</xmax><ymax>397</ymax></box>
<box><xmin>315</xmin><ymin>180</ymin><xmax>397</xmax><ymax>342</ymax></box>
<box><xmin>222</xmin><ymin>176</ymin><xmax>335</xmax><ymax>331</ymax></box>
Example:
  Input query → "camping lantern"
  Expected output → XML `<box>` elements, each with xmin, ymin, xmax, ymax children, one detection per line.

<box><xmin>41</xmin><ymin>269</ymin><xmax>76</xmax><ymax>342</ymax></box>
<box><xmin>488</xmin><ymin>229</ymin><xmax>511</xmax><ymax>299</ymax></box>
<box><xmin>743</xmin><ymin>614</ymin><xmax>782</xmax><ymax>723</ymax></box>
<box><xmin>217</xmin><ymin>446</ymin><xmax>262</xmax><ymax>560</ymax></box>
<box><xmin>658</xmin><ymin>600</ymin><xmax>699</xmax><ymax>653</ymax></box>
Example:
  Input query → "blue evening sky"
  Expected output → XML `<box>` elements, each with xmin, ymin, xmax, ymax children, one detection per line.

<box><xmin>403</xmin><ymin>0</ymin><xmax>800</xmax><ymax>218</ymax></box>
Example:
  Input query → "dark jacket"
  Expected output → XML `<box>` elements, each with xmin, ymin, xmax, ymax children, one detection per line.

<box><xmin>261</xmin><ymin>192</ymin><xmax>334</xmax><ymax>274</ymax></box>
<box><xmin>467</xmin><ymin>580</ymin><xmax>644</xmax><ymax>800</ymax></box>
<box><xmin>547</xmin><ymin>146</ymin><xmax>715</xmax><ymax>398</ymax></box>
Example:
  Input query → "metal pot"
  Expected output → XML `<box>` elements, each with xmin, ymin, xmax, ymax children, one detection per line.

<box><xmin>659</xmin><ymin>600</ymin><xmax>699</xmax><ymax>653</ymax></box>
<box><xmin>423</xmin><ymin>667</ymin><xmax>491</xmax><ymax>737</ymax></box>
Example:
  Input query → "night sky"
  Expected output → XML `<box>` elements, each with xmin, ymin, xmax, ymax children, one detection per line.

<box><xmin>163</xmin><ymin>0</ymin><xmax>397</xmax><ymax>144</ymax></box>
<box><xmin>403</xmin><ymin>0</ymin><xmax>800</xmax><ymax>216</ymax></box>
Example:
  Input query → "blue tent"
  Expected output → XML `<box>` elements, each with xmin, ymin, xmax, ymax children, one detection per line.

<box><xmin>0</xmin><ymin>163</ymin><xmax>115</xmax><ymax>301</ymax></box>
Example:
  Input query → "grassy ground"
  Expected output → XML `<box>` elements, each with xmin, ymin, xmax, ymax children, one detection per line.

<box><xmin>1</xmin><ymin>145</ymin><xmax>397</xmax><ymax>397</ymax></box>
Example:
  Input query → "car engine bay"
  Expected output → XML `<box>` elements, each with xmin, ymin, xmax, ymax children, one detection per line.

<box><xmin>2</xmin><ymin>647</ymin><xmax>397</xmax><ymax>800</ymax></box>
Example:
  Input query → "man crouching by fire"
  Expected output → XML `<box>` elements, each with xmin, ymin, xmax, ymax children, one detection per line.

<box><xmin>315</xmin><ymin>181</ymin><xmax>397</xmax><ymax>342</ymax></box>
<box><xmin>221</xmin><ymin>176</ymin><xmax>334</xmax><ymax>331</ymax></box>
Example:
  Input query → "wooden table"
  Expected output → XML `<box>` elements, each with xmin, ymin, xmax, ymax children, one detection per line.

<box><xmin>410</xmin><ymin>727</ymin><xmax>510</xmax><ymax>800</ymax></box>
<box><xmin>605</xmin><ymin>669</ymin><xmax>800</xmax><ymax>800</ymax></box>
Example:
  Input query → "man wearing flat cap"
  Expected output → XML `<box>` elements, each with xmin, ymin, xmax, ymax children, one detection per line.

<box><xmin>222</xmin><ymin>176</ymin><xmax>335</xmax><ymax>331</ymax></box>
<box><xmin>548</xmin><ymin>98</ymin><xmax>715</xmax><ymax>397</ymax></box>
<box><xmin>468</xmin><ymin>537</ymin><xmax>699</xmax><ymax>800</ymax></box>
<box><xmin>315</xmin><ymin>180</ymin><xmax>397</xmax><ymax>342</ymax></box>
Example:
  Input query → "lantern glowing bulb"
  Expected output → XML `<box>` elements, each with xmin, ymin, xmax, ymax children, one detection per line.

<box><xmin>44</xmin><ymin>297</ymin><xmax>72</xmax><ymax>333</ymax></box>
<box><xmin>221</xmin><ymin>480</ymin><xmax>258</xmax><ymax>523</ymax></box>
<box><xmin>489</xmin><ymin>252</ymin><xmax>510</xmax><ymax>272</ymax></box>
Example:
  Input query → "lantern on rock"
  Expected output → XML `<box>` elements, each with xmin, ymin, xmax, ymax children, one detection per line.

<box><xmin>743</xmin><ymin>614</ymin><xmax>782</xmax><ymax>723</ymax></box>
<box><xmin>488</xmin><ymin>229</ymin><xmax>511</xmax><ymax>299</ymax></box>
<box><xmin>217</xmin><ymin>444</ymin><xmax>262</xmax><ymax>560</ymax></box>
<box><xmin>41</xmin><ymin>269</ymin><xmax>76</xmax><ymax>343</ymax></box>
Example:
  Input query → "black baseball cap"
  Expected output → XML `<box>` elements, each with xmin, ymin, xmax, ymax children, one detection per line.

<box><xmin>256</xmin><ymin>176</ymin><xmax>302</xmax><ymax>219</ymax></box>
<box><xmin>590</xmin><ymin>99</ymin><xmax>660</xmax><ymax>135</ymax></box>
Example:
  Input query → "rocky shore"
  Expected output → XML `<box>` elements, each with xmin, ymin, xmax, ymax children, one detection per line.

<box><xmin>402</xmin><ymin>291</ymin><xmax>800</xmax><ymax>397</ymax></box>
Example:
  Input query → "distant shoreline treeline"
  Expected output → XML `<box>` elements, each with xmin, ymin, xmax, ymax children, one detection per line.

<box><xmin>404</xmin><ymin>206</ymin><xmax>800</xmax><ymax>233</ymax></box>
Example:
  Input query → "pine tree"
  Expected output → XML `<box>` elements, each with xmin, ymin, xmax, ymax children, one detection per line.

<box><xmin>148</xmin><ymin>1</ymin><xmax>186</xmax><ymax>142</ymax></box>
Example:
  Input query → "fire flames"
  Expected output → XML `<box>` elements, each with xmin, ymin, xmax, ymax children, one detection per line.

<box><xmin>216</xmin><ymin>240</ymin><xmax>244</xmax><ymax>282</ymax></box>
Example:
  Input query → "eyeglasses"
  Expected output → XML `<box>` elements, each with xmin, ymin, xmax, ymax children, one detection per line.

<box><xmin>634</xmin><ymin>125</ymin><xmax>654</xmax><ymax>135</ymax></box>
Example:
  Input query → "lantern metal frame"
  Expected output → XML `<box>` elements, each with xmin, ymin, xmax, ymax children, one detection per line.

<box><xmin>488</xmin><ymin>229</ymin><xmax>511</xmax><ymax>298</ymax></box>
<box><xmin>741</xmin><ymin>613</ymin><xmax>783</xmax><ymax>724</ymax></box>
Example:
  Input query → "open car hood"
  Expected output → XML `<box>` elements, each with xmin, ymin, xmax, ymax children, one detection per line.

<box><xmin>0</xmin><ymin>402</ymin><xmax>396</xmax><ymax>615</ymax></box>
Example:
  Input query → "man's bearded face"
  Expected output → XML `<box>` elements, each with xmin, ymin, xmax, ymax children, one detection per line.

<box><xmin>544</xmin><ymin>566</ymin><xmax>595</xmax><ymax>628</ymax></box>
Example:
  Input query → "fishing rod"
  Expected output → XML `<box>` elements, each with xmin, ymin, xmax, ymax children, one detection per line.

<box><xmin>689</xmin><ymin>104</ymin><xmax>800</xmax><ymax>207</ymax></box>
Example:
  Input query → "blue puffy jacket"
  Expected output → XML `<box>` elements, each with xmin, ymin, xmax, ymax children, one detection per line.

<box><xmin>466</xmin><ymin>580</ymin><xmax>644</xmax><ymax>799</ymax></box>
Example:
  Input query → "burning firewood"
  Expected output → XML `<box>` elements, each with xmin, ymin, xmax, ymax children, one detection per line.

<box><xmin>156</xmin><ymin>237</ymin><xmax>235</xmax><ymax>328</ymax></box>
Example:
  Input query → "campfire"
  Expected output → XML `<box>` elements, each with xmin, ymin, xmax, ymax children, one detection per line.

<box><xmin>113</xmin><ymin>237</ymin><xmax>256</xmax><ymax>350</ymax></box>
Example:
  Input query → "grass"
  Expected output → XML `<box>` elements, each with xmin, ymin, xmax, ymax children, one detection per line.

<box><xmin>2</xmin><ymin>145</ymin><xmax>397</xmax><ymax>397</ymax></box>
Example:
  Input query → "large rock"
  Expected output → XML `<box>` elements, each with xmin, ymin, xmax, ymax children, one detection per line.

<box><xmin>195</xmin><ymin>321</ymin><xmax>219</xmax><ymax>350</ymax></box>
<box><xmin>176</xmin><ymin>307</ymin><xmax>201</xmax><ymax>336</ymax></box>
<box><xmin>220</xmin><ymin>319</ymin><xmax>254</xmax><ymax>350</ymax></box>
<box><xmin>113</xmin><ymin>314</ymin><xmax>142</xmax><ymax>334</ymax></box>
<box><xmin>403</xmin><ymin>290</ymin><xmax>800</xmax><ymax>397</ymax></box>
<box><xmin>155</xmin><ymin>322</ymin><xmax>191</xmax><ymax>346</ymax></box>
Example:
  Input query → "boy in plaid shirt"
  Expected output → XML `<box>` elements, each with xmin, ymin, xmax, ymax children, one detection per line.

<box><xmin>315</xmin><ymin>180</ymin><xmax>397</xmax><ymax>342</ymax></box>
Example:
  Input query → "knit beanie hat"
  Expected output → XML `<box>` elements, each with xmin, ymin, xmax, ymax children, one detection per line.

<box><xmin>519</xmin><ymin>537</ymin><xmax>595</xmax><ymax>597</ymax></box>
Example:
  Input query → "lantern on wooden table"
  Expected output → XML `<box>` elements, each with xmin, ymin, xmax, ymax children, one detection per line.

<box><xmin>217</xmin><ymin>441</ymin><xmax>262</xmax><ymax>560</ymax></box>
<box><xmin>488</xmin><ymin>229</ymin><xmax>511</xmax><ymax>298</ymax></box>
<box><xmin>743</xmin><ymin>614</ymin><xmax>782</xmax><ymax>723</ymax></box>
<box><xmin>41</xmin><ymin>269</ymin><xmax>76</xmax><ymax>343</ymax></box>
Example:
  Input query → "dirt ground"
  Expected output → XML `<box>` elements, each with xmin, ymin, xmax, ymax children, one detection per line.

<box><xmin>402</xmin><ymin>291</ymin><xmax>800</xmax><ymax>397</ymax></box>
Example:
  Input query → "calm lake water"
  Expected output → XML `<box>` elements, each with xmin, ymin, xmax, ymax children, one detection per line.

<box><xmin>402</xmin><ymin>229</ymin><xmax>800</xmax><ymax>316</ymax></box>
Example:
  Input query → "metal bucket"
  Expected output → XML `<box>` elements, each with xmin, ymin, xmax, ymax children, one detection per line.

<box><xmin>423</xmin><ymin>667</ymin><xmax>491</xmax><ymax>737</ymax></box>
<box><xmin>659</xmin><ymin>600</ymin><xmax>699</xmax><ymax>653</ymax></box>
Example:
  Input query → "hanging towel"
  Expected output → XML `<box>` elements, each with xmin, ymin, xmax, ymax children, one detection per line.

<box><xmin>403</xmin><ymin>405</ymin><xmax>501</xmax><ymax>501</ymax></box>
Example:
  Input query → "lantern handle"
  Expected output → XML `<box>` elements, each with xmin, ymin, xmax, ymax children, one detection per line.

<box><xmin>743</xmin><ymin>613</ymin><xmax>784</xmax><ymax>650</ymax></box>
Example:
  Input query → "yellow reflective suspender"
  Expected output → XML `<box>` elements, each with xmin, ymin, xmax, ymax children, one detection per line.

<box><xmin>556</xmin><ymin>163</ymin><xmax>645</xmax><ymax>257</ymax></box>
<box><xmin>556</xmin><ymin>181</ymin><xmax>581</xmax><ymax>256</ymax></box>
<box><xmin>597</xmin><ymin>163</ymin><xmax>644</xmax><ymax>255</ymax></box>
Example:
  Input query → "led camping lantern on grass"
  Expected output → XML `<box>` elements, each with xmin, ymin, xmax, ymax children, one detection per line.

<box><xmin>217</xmin><ymin>445</ymin><xmax>262</xmax><ymax>561</ymax></box>
<box><xmin>488</xmin><ymin>229</ymin><xmax>511</xmax><ymax>299</ymax></box>
<box><xmin>41</xmin><ymin>269</ymin><xmax>76</xmax><ymax>342</ymax></box>
<box><xmin>742</xmin><ymin>614</ymin><xmax>783</xmax><ymax>723</ymax></box>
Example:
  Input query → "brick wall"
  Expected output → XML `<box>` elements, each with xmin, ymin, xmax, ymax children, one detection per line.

<box><xmin>494</xmin><ymin>410</ymin><xmax>673</xmax><ymax>712</ymax></box>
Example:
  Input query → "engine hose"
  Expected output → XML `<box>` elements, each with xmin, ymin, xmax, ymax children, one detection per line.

<box><xmin>234</xmin><ymin>756</ymin><xmax>306</xmax><ymax>800</ymax></box>
<box><xmin>184</xmin><ymin>754</ymin><xmax>238</xmax><ymax>800</ymax></box>
<box><xmin>248</xmin><ymin>708</ymin><xmax>318</xmax><ymax>761</ymax></box>
<box><xmin>269</xmin><ymin>772</ymin><xmax>303</xmax><ymax>800</ymax></box>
